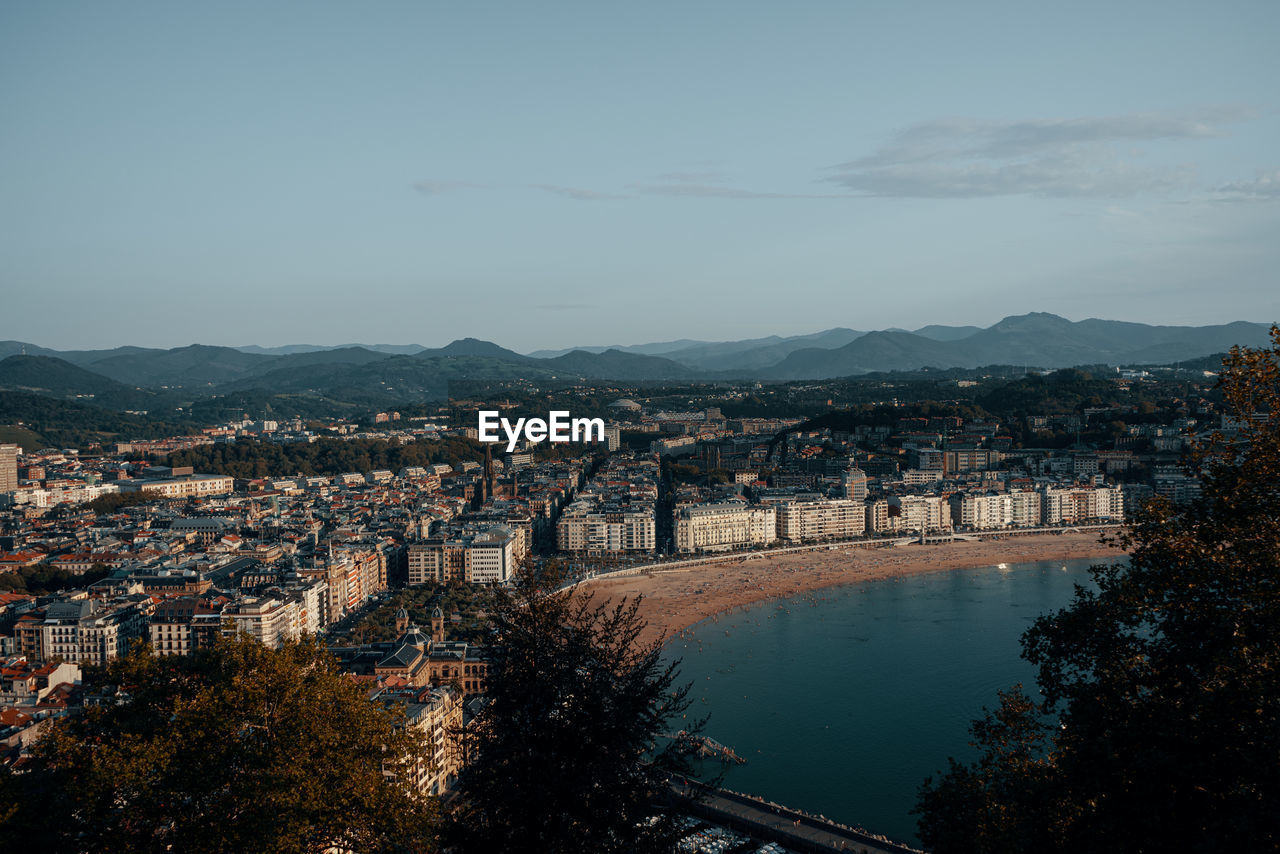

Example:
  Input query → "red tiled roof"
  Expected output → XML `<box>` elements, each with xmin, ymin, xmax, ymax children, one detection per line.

<box><xmin>0</xmin><ymin>708</ymin><xmax>33</xmax><ymax>727</ymax></box>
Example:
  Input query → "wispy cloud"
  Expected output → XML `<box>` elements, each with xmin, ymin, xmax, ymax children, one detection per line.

<box><xmin>832</xmin><ymin>152</ymin><xmax>1194</xmax><ymax>199</ymax></box>
<box><xmin>529</xmin><ymin>302</ymin><xmax>597</xmax><ymax>311</ymax></box>
<box><xmin>414</xmin><ymin>112</ymin><xmax>1260</xmax><ymax>205</ymax></box>
<box><xmin>829</xmin><ymin>108</ymin><xmax>1253</xmax><ymax>199</ymax></box>
<box><xmin>838</xmin><ymin>109</ymin><xmax>1250</xmax><ymax>169</ymax></box>
<box><xmin>1211</xmin><ymin>169</ymin><xmax>1280</xmax><ymax>202</ymax></box>
<box><xmin>527</xmin><ymin>184</ymin><xmax>628</xmax><ymax>201</ymax></box>
<box><xmin>636</xmin><ymin>182</ymin><xmax>849</xmax><ymax>200</ymax></box>
<box><xmin>656</xmin><ymin>170</ymin><xmax>730</xmax><ymax>184</ymax></box>
<box><xmin>412</xmin><ymin>180</ymin><xmax>483</xmax><ymax>196</ymax></box>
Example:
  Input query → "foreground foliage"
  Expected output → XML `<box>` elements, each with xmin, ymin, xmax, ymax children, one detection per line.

<box><xmin>916</xmin><ymin>329</ymin><xmax>1280</xmax><ymax>852</ymax></box>
<box><xmin>446</xmin><ymin>572</ymin><xmax>703</xmax><ymax>853</ymax></box>
<box><xmin>1</xmin><ymin>635</ymin><xmax>438</xmax><ymax>853</ymax></box>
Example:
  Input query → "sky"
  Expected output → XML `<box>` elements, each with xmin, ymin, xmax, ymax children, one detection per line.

<box><xmin>3</xmin><ymin>1</ymin><xmax>1278</xmax><ymax>353</ymax></box>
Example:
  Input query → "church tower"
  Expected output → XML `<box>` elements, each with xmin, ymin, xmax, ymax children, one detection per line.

<box><xmin>430</xmin><ymin>605</ymin><xmax>446</xmax><ymax>643</ymax></box>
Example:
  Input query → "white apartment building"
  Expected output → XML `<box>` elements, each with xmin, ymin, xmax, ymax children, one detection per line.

<box><xmin>775</xmin><ymin>499</ymin><xmax>865</xmax><ymax>542</ymax></box>
<box><xmin>673</xmin><ymin>501</ymin><xmax>777</xmax><ymax>553</ymax></box>
<box><xmin>407</xmin><ymin>525</ymin><xmax>517</xmax><ymax>585</ymax></box>
<box><xmin>223</xmin><ymin>597</ymin><xmax>301</xmax><ymax>649</ymax></box>
<box><xmin>375</xmin><ymin>685</ymin><xmax>464</xmax><ymax>797</ymax></box>
<box><xmin>121</xmin><ymin>474</ymin><xmax>235</xmax><ymax>499</ymax></box>
<box><xmin>556</xmin><ymin>502</ymin><xmax>656</xmax><ymax>554</ymax></box>
<box><xmin>20</xmin><ymin>600</ymin><xmax>145</xmax><ymax>666</ymax></box>
<box><xmin>288</xmin><ymin>578</ymin><xmax>329</xmax><ymax>634</ymax></box>
<box><xmin>890</xmin><ymin>495</ymin><xmax>952</xmax><ymax>532</ymax></box>
<box><xmin>7</xmin><ymin>482</ymin><xmax>120</xmax><ymax>508</ymax></box>
<box><xmin>950</xmin><ymin>490</ymin><xmax>1042</xmax><ymax>530</ymax></box>
<box><xmin>841</xmin><ymin>468</ymin><xmax>869</xmax><ymax>502</ymax></box>
<box><xmin>77</xmin><ymin>606</ymin><xmax>144</xmax><ymax>665</ymax></box>
<box><xmin>866</xmin><ymin>499</ymin><xmax>890</xmax><ymax>533</ymax></box>
<box><xmin>466</xmin><ymin>527</ymin><xmax>517</xmax><ymax>584</ymax></box>
<box><xmin>1041</xmin><ymin>485</ymin><xmax>1124</xmax><ymax>524</ymax></box>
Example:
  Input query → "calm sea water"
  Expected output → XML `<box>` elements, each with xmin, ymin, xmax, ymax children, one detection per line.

<box><xmin>663</xmin><ymin>557</ymin><xmax>1112</xmax><ymax>845</ymax></box>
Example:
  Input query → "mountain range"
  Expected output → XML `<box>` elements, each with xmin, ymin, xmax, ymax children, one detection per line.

<box><xmin>1</xmin><ymin>314</ymin><xmax>1273</xmax><ymax>411</ymax></box>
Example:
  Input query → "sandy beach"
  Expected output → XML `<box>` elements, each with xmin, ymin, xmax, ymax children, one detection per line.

<box><xmin>580</xmin><ymin>532</ymin><xmax>1126</xmax><ymax>647</ymax></box>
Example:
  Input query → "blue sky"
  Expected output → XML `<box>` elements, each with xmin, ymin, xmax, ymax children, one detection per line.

<box><xmin>3</xmin><ymin>1</ymin><xmax>1277</xmax><ymax>352</ymax></box>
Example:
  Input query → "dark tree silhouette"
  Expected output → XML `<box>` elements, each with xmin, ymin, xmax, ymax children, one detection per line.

<box><xmin>916</xmin><ymin>329</ymin><xmax>1280</xmax><ymax>852</ymax></box>
<box><xmin>446</xmin><ymin>569</ymin><xmax>704</xmax><ymax>853</ymax></box>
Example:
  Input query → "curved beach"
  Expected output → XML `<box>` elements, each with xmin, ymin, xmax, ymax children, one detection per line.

<box><xmin>580</xmin><ymin>532</ymin><xmax>1126</xmax><ymax>647</ymax></box>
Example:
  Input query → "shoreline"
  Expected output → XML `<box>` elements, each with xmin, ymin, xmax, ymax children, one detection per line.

<box><xmin>578</xmin><ymin>531</ymin><xmax>1126</xmax><ymax>647</ymax></box>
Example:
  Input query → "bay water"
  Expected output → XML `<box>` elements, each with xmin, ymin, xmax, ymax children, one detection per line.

<box><xmin>663</xmin><ymin>557</ymin><xmax>1113</xmax><ymax>845</ymax></box>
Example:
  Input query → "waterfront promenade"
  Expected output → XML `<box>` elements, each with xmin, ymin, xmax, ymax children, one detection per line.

<box><xmin>580</xmin><ymin>528</ymin><xmax>1125</xmax><ymax>646</ymax></box>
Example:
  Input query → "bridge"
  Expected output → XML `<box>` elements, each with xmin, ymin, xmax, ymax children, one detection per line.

<box><xmin>669</xmin><ymin>777</ymin><xmax>923</xmax><ymax>854</ymax></box>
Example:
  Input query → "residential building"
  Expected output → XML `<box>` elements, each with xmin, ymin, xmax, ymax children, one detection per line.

<box><xmin>775</xmin><ymin>499</ymin><xmax>865</xmax><ymax>542</ymax></box>
<box><xmin>950</xmin><ymin>490</ymin><xmax>1041</xmax><ymax>530</ymax></box>
<box><xmin>557</xmin><ymin>502</ymin><xmax>656</xmax><ymax>555</ymax></box>
<box><xmin>120</xmin><ymin>472</ymin><xmax>235</xmax><ymax>499</ymax></box>
<box><xmin>149</xmin><ymin>597</ymin><xmax>224</xmax><ymax>656</ymax></box>
<box><xmin>374</xmin><ymin>683</ymin><xmax>464</xmax><ymax>796</ymax></box>
<box><xmin>673</xmin><ymin>501</ymin><xmax>776</xmax><ymax>553</ymax></box>
<box><xmin>841</xmin><ymin>467</ymin><xmax>868</xmax><ymax>502</ymax></box>
<box><xmin>222</xmin><ymin>596</ymin><xmax>300</xmax><ymax>649</ymax></box>
<box><xmin>1040</xmin><ymin>485</ymin><xmax>1125</xmax><ymax>524</ymax></box>
<box><xmin>0</xmin><ymin>444</ymin><xmax>18</xmax><ymax>494</ymax></box>
<box><xmin>407</xmin><ymin>525</ymin><xmax>517</xmax><ymax>585</ymax></box>
<box><xmin>14</xmin><ymin>599</ymin><xmax>145</xmax><ymax>666</ymax></box>
<box><xmin>889</xmin><ymin>495</ymin><xmax>952</xmax><ymax>532</ymax></box>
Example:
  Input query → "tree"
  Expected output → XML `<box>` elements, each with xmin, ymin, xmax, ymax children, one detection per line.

<box><xmin>1</xmin><ymin>634</ymin><xmax>439</xmax><ymax>853</ymax></box>
<box><xmin>445</xmin><ymin>571</ymin><xmax>704</xmax><ymax>853</ymax></box>
<box><xmin>0</xmin><ymin>563</ymin><xmax>112</xmax><ymax>595</ymax></box>
<box><xmin>916</xmin><ymin>328</ymin><xmax>1280</xmax><ymax>852</ymax></box>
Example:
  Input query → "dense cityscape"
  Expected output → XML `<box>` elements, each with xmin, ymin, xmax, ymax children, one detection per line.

<box><xmin>5</xmin><ymin>2</ymin><xmax>1278</xmax><ymax>850</ymax></box>
<box><xmin>0</xmin><ymin>345</ymin><xmax>1249</xmax><ymax>849</ymax></box>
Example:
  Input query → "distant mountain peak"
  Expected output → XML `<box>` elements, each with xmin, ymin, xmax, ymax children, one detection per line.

<box><xmin>433</xmin><ymin>338</ymin><xmax>526</xmax><ymax>359</ymax></box>
<box><xmin>994</xmin><ymin>311</ymin><xmax>1069</xmax><ymax>324</ymax></box>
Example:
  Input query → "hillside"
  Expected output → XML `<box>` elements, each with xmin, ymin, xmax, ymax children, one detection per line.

<box><xmin>0</xmin><ymin>391</ymin><xmax>195</xmax><ymax>449</ymax></box>
<box><xmin>0</xmin><ymin>355</ymin><xmax>158</xmax><ymax>409</ymax></box>
<box><xmin>540</xmin><ymin>349</ymin><xmax>698</xmax><ymax>380</ymax></box>
<box><xmin>5</xmin><ymin>315</ymin><xmax>1274</xmax><ymax>397</ymax></box>
<box><xmin>88</xmin><ymin>344</ymin><xmax>273</xmax><ymax>387</ymax></box>
<box><xmin>762</xmin><ymin>314</ymin><xmax>1275</xmax><ymax>379</ymax></box>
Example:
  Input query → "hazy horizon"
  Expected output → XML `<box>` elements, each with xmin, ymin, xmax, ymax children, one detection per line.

<box><xmin>4</xmin><ymin>310</ymin><xmax>1277</xmax><ymax>355</ymax></box>
<box><xmin>4</xmin><ymin>2</ymin><xmax>1278</xmax><ymax>351</ymax></box>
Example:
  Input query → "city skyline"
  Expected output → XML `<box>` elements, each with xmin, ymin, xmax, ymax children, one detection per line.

<box><xmin>4</xmin><ymin>1</ymin><xmax>1279</xmax><ymax>351</ymax></box>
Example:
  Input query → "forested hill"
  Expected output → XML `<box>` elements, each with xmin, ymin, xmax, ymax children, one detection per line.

<box><xmin>0</xmin><ymin>391</ymin><xmax>195</xmax><ymax>450</ymax></box>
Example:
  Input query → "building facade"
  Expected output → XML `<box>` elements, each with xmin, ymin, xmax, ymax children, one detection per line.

<box><xmin>774</xmin><ymin>499</ymin><xmax>866</xmax><ymax>542</ymax></box>
<box><xmin>407</xmin><ymin>525</ymin><xmax>517</xmax><ymax>585</ymax></box>
<box><xmin>0</xmin><ymin>444</ymin><xmax>19</xmax><ymax>493</ymax></box>
<box><xmin>673</xmin><ymin>501</ymin><xmax>776</xmax><ymax>553</ymax></box>
<box><xmin>950</xmin><ymin>490</ymin><xmax>1042</xmax><ymax>530</ymax></box>
<box><xmin>556</xmin><ymin>504</ymin><xmax>656</xmax><ymax>555</ymax></box>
